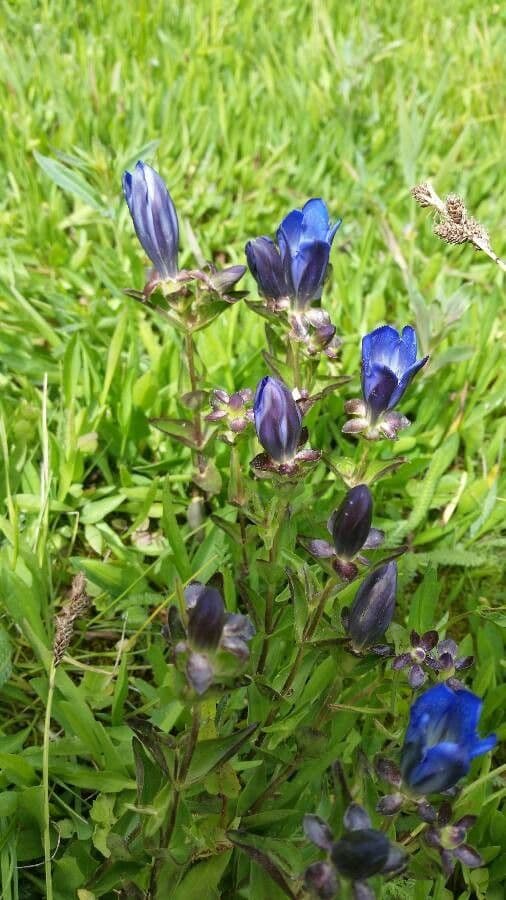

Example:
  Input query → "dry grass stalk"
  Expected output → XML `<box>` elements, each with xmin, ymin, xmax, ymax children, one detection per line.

<box><xmin>411</xmin><ymin>182</ymin><xmax>506</xmax><ymax>272</ymax></box>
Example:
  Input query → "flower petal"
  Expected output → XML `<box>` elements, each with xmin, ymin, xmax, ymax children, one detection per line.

<box><xmin>277</xmin><ymin>209</ymin><xmax>304</xmax><ymax>257</ymax></box>
<box><xmin>245</xmin><ymin>237</ymin><xmax>287</xmax><ymax>299</ymax></box>
<box><xmin>404</xmin><ymin>741</ymin><xmax>470</xmax><ymax>794</ymax></box>
<box><xmin>292</xmin><ymin>240</ymin><xmax>330</xmax><ymax>307</ymax></box>
<box><xmin>361</xmin><ymin>363</ymin><xmax>399</xmax><ymax>420</ymax></box>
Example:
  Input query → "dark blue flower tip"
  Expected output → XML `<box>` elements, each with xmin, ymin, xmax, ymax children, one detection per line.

<box><xmin>347</xmin><ymin>561</ymin><xmax>397</xmax><ymax>651</ymax></box>
<box><xmin>331</xmin><ymin>484</ymin><xmax>373</xmax><ymax>560</ymax></box>
<box><xmin>122</xmin><ymin>160</ymin><xmax>179</xmax><ymax>279</ymax></box>
<box><xmin>245</xmin><ymin>237</ymin><xmax>288</xmax><ymax>300</ymax></box>
<box><xmin>400</xmin><ymin>683</ymin><xmax>497</xmax><ymax>795</ymax></box>
<box><xmin>253</xmin><ymin>376</ymin><xmax>302</xmax><ymax>462</ymax></box>
<box><xmin>331</xmin><ymin>828</ymin><xmax>390</xmax><ymax>880</ymax></box>
<box><xmin>278</xmin><ymin>198</ymin><xmax>341</xmax><ymax>254</ymax></box>
<box><xmin>361</xmin><ymin>325</ymin><xmax>428</xmax><ymax>421</ymax></box>
<box><xmin>186</xmin><ymin>585</ymin><xmax>225</xmax><ymax>651</ymax></box>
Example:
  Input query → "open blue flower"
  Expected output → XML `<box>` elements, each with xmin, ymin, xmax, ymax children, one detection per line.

<box><xmin>245</xmin><ymin>199</ymin><xmax>341</xmax><ymax>309</ymax></box>
<box><xmin>122</xmin><ymin>161</ymin><xmax>179</xmax><ymax>280</ymax></box>
<box><xmin>401</xmin><ymin>683</ymin><xmax>496</xmax><ymax>795</ymax></box>
<box><xmin>361</xmin><ymin>325</ymin><xmax>428</xmax><ymax>422</ymax></box>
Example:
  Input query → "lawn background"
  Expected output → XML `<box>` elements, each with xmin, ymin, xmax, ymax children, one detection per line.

<box><xmin>0</xmin><ymin>1</ymin><xmax>504</xmax><ymax>898</ymax></box>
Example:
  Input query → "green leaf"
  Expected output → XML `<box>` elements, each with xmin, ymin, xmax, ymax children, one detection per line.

<box><xmin>0</xmin><ymin>625</ymin><xmax>13</xmax><ymax>687</ymax></box>
<box><xmin>161</xmin><ymin>479</ymin><xmax>191</xmax><ymax>581</ymax></box>
<box><xmin>185</xmin><ymin>722</ymin><xmax>258</xmax><ymax>785</ymax></box>
<box><xmin>408</xmin><ymin>564</ymin><xmax>440</xmax><ymax>633</ymax></box>
<box><xmin>34</xmin><ymin>151</ymin><xmax>110</xmax><ymax>214</ymax></box>
<box><xmin>169</xmin><ymin>851</ymin><xmax>232</xmax><ymax>899</ymax></box>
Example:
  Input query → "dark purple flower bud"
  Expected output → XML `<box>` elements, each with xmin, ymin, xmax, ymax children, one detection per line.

<box><xmin>331</xmin><ymin>829</ymin><xmax>390</xmax><ymax>880</ymax></box>
<box><xmin>122</xmin><ymin>161</ymin><xmax>179</xmax><ymax>279</ymax></box>
<box><xmin>303</xmin><ymin>814</ymin><xmax>334</xmax><ymax>850</ymax></box>
<box><xmin>253</xmin><ymin>376</ymin><xmax>302</xmax><ymax>462</ymax></box>
<box><xmin>186</xmin><ymin>585</ymin><xmax>225</xmax><ymax>651</ymax></box>
<box><xmin>330</xmin><ymin>485</ymin><xmax>373</xmax><ymax>560</ymax></box>
<box><xmin>245</xmin><ymin>237</ymin><xmax>288</xmax><ymax>300</ymax></box>
<box><xmin>376</xmin><ymin>793</ymin><xmax>404</xmax><ymax>815</ymax></box>
<box><xmin>304</xmin><ymin>862</ymin><xmax>339</xmax><ymax>899</ymax></box>
<box><xmin>346</xmin><ymin>562</ymin><xmax>397</xmax><ymax>652</ymax></box>
<box><xmin>374</xmin><ymin>758</ymin><xmax>402</xmax><ymax>787</ymax></box>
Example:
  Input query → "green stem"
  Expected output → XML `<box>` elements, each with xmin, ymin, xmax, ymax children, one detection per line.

<box><xmin>43</xmin><ymin>661</ymin><xmax>56</xmax><ymax>900</ymax></box>
<box><xmin>257</xmin><ymin>576</ymin><xmax>339</xmax><ymax>740</ymax></box>
<box><xmin>185</xmin><ymin>330</ymin><xmax>206</xmax><ymax>475</ymax></box>
<box><xmin>248</xmin><ymin>760</ymin><xmax>298</xmax><ymax>814</ymax></box>
<box><xmin>178</xmin><ymin>704</ymin><xmax>201</xmax><ymax>785</ymax></box>
<box><xmin>256</xmin><ymin>498</ymin><xmax>289</xmax><ymax>675</ymax></box>
<box><xmin>152</xmin><ymin>705</ymin><xmax>202</xmax><ymax>895</ymax></box>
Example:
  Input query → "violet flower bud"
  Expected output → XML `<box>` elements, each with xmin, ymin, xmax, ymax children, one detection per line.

<box><xmin>186</xmin><ymin>585</ymin><xmax>225</xmax><ymax>651</ymax></box>
<box><xmin>346</xmin><ymin>562</ymin><xmax>397</xmax><ymax>652</ymax></box>
<box><xmin>331</xmin><ymin>829</ymin><xmax>390</xmax><ymax>880</ymax></box>
<box><xmin>331</xmin><ymin>484</ymin><xmax>373</xmax><ymax>560</ymax></box>
<box><xmin>253</xmin><ymin>376</ymin><xmax>302</xmax><ymax>462</ymax></box>
<box><xmin>122</xmin><ymin>161</ymin><xmax>179</xmax><ymax>280</ymax></box>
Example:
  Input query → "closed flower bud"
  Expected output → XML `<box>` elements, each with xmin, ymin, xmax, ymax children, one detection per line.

<box><xmin>331</xmin><ymin>829</ymin><xmax>390</xmax><ymax>880</ymax></box>
<box><xmin>245</xmin><ymin>236</ymin><xmax>288</xmax><ymax>300</ymax></box>
<box><xmin>186</xmin><ymin>585</ymin><xmax>225</xmax><ymax>651</ymax></box>
<box><xmin>331</xmin><ymin>484</ymin><xmax>373</xmax><ymax>560</ymax></box>
<box><xmin>122</xmin><ymin>161</ymin><xmax>179</xmax><ymax>280</ymax></box>
<box><xmin>347</xmin><ymin>562</ymin><xmax>397</xmax><ymax>652</ymax></box>
<box><xmin>254</xmin><ymin>376</ymin><xmax>302</xmax><ymax>462</ymax></box>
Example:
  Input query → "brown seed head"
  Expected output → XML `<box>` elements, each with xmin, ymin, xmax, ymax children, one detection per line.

<box><xmin>53</xmin><ymin>572</ymin><xmax>90</xmax><ymax>666</ymax></box>
<box><xmin>445</xmin><ymin>194</ymin><xmax>466</xmax><ymax>224</ymax></box>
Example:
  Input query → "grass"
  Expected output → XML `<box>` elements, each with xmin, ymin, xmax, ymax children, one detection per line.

<box><xmin>0</xmin><ymin>1</ymin><xmax>505</xmax><ymax>898</ymax></box>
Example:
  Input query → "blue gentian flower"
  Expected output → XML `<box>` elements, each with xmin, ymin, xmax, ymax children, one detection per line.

<box><xmin>253</xmin><ymin>376</ymin><xmax>302</xmax><ymax>462</ymax></box>
<box><xmin>361</xmin><ymin>325</ymin><xmax>428</xmax><ymax>422</ymax></box>
<box><xmin>122</xmin><ymin>161</ymin><xmax>179</xmax><ymax>280</ymax></box>
<box><xmin>246</xmin><ymin>199</ymin><xmax>341</xmax><ymax>309</ymax></box>
<box><xmin>401</xmin><ymin>683</ymin><xmax>497</xmax><ymax>795</ymax></box>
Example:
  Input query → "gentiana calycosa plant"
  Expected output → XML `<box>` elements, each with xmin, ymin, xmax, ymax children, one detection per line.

<box><xmin>45</xmin><ymin>162</ymin><xmax>498</xmax><ymax>898</ymax></box>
